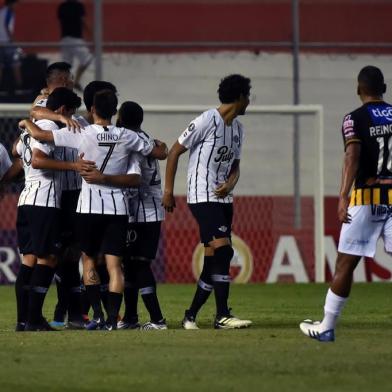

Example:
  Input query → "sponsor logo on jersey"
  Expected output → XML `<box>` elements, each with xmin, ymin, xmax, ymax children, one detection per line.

<box><xmin>97</xmin><ymin>133</ymin><xmax>119</xmax><ymax>142</ymax></box>
<box><xmin>214</xmin><ymin>145</ymin><xmax>234</xmax><ymax>163</ymax></box>
<box><xmin>188</xmin><ymin>123</ymin><xmax>195</xmax><ymax>132</ymax></box>
<box><xmin>368</xmin><ymin>106</ymin><xmax>392</xmax><ymax>125</ymax></box>
<box><xmin>192</xmin><ymin>233</ymin><xmax>254</xmax><ymax>283</ymax></box>
<box><xmin>342</xmin><ymin>115</ymin><xmax>355</xmax><ymax>138</ymax></box>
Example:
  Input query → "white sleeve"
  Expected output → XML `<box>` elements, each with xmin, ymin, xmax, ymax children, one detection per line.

<box><xmin>124</xmin><ymin>130</ymin><xmax>154</xmax><ymax>156</ymax></box>
<box><xmin>33</xmin><ymin>120</ymin><xmax>60</xmax><ymax>155</ymax></box>
<box><xmin>15</xmin><ymin>139</ymin><xmax>23</xmax><ymax>156</ymax></box>
<box><xmin>0</xmin><ymin>143</ymin><xmax>12</xmax><ymax>180</ymax></box>
<box><xmin>127</xmin><ymin>153</ymin><xmax>142</xmax><ymax>175</ymax></box>
<box><xmin>33</xmin><ymin>141</ymin><xmax>52</xmax><ymax>156</ymax></box>
<box><xmin>53</xmin><ymin>128</ymin><xmax>83</xmax><ymax>149</ymax></box>
<box><xmin>178</xmin><ymin>113</ymin><xmax>210</xmax><ymax>149</ymax></box>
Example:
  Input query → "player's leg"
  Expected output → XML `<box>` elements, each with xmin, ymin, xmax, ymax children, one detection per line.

<box><xmin>101</xmin><ymin>215</ymin><xmax>128</xmax><ymax>330</ymax></box>
<box><xmin>105</xmin><ymin>254</ymin><xmax>124</xmax><ymax>330</ymax></box>
<box><xmin>96</xmin><ymin>258</ymin><xmax>110</xmax><ymax>315</ymax></box>
<box><xmin>183</xmin><ymin>246</ymin><xmax>214</xmax><ymax>330</ymax></box>
<box><xmin>120</xmin><ymin>249</ymin><xmax>140</xmax><ymax>329</ymax></box>
<box><xmin>15</xmin><ymin>206</ymin><xmax>36</xmax><ymax>331</ymax></box>
<box><xmin>78</xmin><ymin>214</ymin><xmax>105</xmax><ymax>329</ymax></box>
<box><xmin>51</xmin><ymin>262</ymin><xmax>69</xmax><ymax>327</ymax></box>
<box><xmin>82</xmin><ymin>253</ymin><xmax>105</xmax><ymax>329</ymax></box>
<box><xmin>300</xmin><ymin>204</ymin><xmax>383</xmax><ymax>341</ymax></box>
<box><xmin>25</xmin><ymin>206</ymin><xmax>62</xmax><ymax>331</ymax></box>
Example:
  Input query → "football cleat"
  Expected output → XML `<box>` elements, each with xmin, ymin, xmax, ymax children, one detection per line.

<box><xmin>182</xmin><ymin>312</ymin><xmax>199</xmax><ymax>330</ymax></box>
<box><xmin>214</xmin><ymin>314</ymin><xmax>252</xmax><ymax>330</ymax></box>
<box><xmin>15</xmin><ymin>322</ymin><xmax>26</xmax><ymax>332</ymax></box>
<box><xmin>139</xmin><ymin>319</ymin><xmax>168</xmax><ymax>330</ymax></box>
<box><xmin>117</xmin><ymin>319</ymin><xmax>140</xmax><ymax>330</ymax></box>
<box><xmin>25</xmin><ymin>318</ymin><xmax>57</xmax><ymax>332</ymax></box>
<box><xmin>299</xmin><ymin>319</ymin><xmax>335</xmax><ymax>342</ymax></box>
<box><xmin>66</xmin><ymin>319</ymin><xmax>86</xmax><ymax>330</ymax></box>
<box><xmin>49</xmin><ymin>320</ymin><xmax>65</xmax><ymax>329</ymax></box>
<box><xmin>85</xmin><ymin>318</ymin><xmax>105</xmax><ymax>331</ymax></box>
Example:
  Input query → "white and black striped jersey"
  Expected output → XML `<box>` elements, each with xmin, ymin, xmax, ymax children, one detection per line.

<box><xmin>127</xmin><ymin>130</ymin><xmax>165</xmax><ymax>223</ymax></box>
<box><xmin>0</xmin><ymin>142</ymin><xmax>12</xmax><ymax>180</ymax></box>
<box><xmin>53</xmin><ymin>124</ymin><xmax>153</xmax><ymax>215</ymax></box>
<box><xmin>178</xmin><ymin>108</ymin><xmax>243</xmax><ymax>204</ymax></box>
<box><xmin>17</xmin><ymin>120</ymin><xmax>63</xmax><ymax>208</ymax></box>
<box><xmin>34</xmin><ymin>98</ymin><xmax>88</xmax><ymax>191</ymax></box>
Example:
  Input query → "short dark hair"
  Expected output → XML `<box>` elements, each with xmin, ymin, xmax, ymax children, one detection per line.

<box><xmin>218</xmin><ymin>74</ymin><xmax>251</xmax><ymax>104</ymax></box>
<box><xmin>46</xmin><ymin>62</ymin><xmax>72</xmax><ymax>84</ymax></box>
<box><xmin>46</xmin><ymin>87</ymin><xmax>82</xmax><ymax>111</ymax></box>
<box><xmin>93</xmin><ymin>89</ymin><xmax>118</xmax><ymax>120</ymax></box>
<box><xmin>83</xmin><ymin>81</ymin><xmax>117</xmax><ymax>112</ymax></box>
<box><xmin>117</xmin><ymin>101</ymin><xmax>144</xmax><ymax>129</ymax></box>
<box><xmin>358</xmin><ymin>66</ymin><xmax>386</xmax><ymax>96</ymax></box>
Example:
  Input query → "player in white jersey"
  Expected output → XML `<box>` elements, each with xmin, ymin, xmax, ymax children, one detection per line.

<box><xmin>15</xmin><ymin>88</ymin><xmax>90</xmax><ymax>331</ymax></box>
<box><xmin>163</xmin><ymin>74</ymin><xmax>253</xmax><ymax>330</ymax></box>
<box><xmin>20</xmin><ymin>89</ymin><xmax>168</xmax><ymax>330</ymax></box>
<box><xmin>110</xmin><ymin>101</ymin><xmax>167</xmax><ymax>330</ymax></box>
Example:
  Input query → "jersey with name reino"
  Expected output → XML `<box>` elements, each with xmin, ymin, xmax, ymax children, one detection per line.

<box><xmin>341</xmin><ymin>101</ymin><xmax>392</xmax><ymax>188</ymax></box>
<box><xmin>178</xmin><ymin>108</ymin><xmax>243</xmax><ymax>204</ymax></box>
<box><xmin>53</xmin><ymin>124</ymin><xmax>153</xmax><ymax>215</ymax></box>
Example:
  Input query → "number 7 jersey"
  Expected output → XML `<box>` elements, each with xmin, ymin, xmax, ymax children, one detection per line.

<box><xmin>53</xmin><ymin>124</ymin><xmax>154</xmax><ymax>215</ymax></box>
<box><xmin>342</xmin><ymin>101</ymin><xmax>392</xmax><ymax>188</ymax></box>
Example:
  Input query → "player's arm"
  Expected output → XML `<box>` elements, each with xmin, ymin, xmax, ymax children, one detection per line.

<box><xmin>338</xmin><ymin>142</ymin><xmax>361</xmax><ymax>224</ymax></box>
<box><xmin>214</xmin><ymin>159</ymin><xmax>240</xmax><ymax>198</ymax></box>
<box><xmin>1</xmin><ymin>158</ymin><xmax>23</xmax><ymax>183</ymax></box>
<box><xmin>149</xmin><ymin>139</ymin><xmax>168</xmax><ymax>160</ymax></box>
<box><xmin>30</xmin><ymin>106</ymin><xmax>81</xmax><ymax>131</ymax></box>
<box><xmin>19</xmin><ymin>119</ymin><xmax>54</xmax><ymax>143</ymax></box>
<box><xmin>162</xmin><ymin>141</ymin><xmax>188</xmax><ymax>212</ymax></box>
<box><xmin>81</xmin><ymin>170</ymin><xmax>141</xmax><ymax>187</ymax></box>
<box><xmin>32</xmin><ymin>149</ymin><xmax>96</xmax><ymax>172</ymax></box>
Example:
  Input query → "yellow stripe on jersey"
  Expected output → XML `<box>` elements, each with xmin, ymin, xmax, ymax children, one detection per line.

<box><xmin>349</xmin><ymin>187</ymin><xmax>384</xmax><ymax>206</ymax></box>
<box><xmin>345</xmin><ymin>138</ymin><xmax>361</xmax><ymax>147</ymax></box>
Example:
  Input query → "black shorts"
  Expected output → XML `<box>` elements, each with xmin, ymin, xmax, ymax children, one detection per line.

<box><xmin>188</xmin><ymin>202</ymin><xmax>233</xmax><ymax>245</ymax></box>
<box><xmin>77</xmin><ymin>213</ymin><xmax>128</xmax><ymax>257</ymax></box>
<box><xmin>16</xmin><ymin>205</ymin><xmax>62</xmax><ymax>258</ymax></box>
<box><xmin>60</xmin><ymin>190</ymin><xmax>80</xmax><ymax>247</ymax></box>
<box><xmin>125</xmin><ymin>221</ymin><xmax>161</xmax><ymax>262</ymax></box>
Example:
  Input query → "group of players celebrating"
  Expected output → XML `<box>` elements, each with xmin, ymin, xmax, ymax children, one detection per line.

<box><xmin>4</xmin><ymin>61</ymin><xmax>389</xmax><ymax>341</ymax></box>
<box><xmin>0</xmin><ymin>62</ymin><xmax>253</xmax><ymax>331</ymax></box>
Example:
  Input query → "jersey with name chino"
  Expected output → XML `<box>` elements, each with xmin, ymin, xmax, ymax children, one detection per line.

<box><xmin>178</xmin><ymin>108</ymin><xmax>244</xmax><ymax>204</ymax></box>
<box><xmin>53</xmin><ymin>124</ymin><xmax>152</xmax><ymax>215</ymax></box>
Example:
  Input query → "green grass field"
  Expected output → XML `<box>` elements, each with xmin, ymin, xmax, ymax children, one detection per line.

<box><xmin>0</xmin><ymin>283</ymin><xmax>391</xmax><ymax>392</ymax></box>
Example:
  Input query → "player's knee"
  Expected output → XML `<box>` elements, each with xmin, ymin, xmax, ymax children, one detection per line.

<box><xmin>136</xmin><ymin>260</ymin><xmax>156</xmax><ymax>289</ymax></box>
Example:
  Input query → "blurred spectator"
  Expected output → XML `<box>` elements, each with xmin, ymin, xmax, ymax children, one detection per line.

<box><xmin>0</xmin><ymin>0</ymin><xmax>23</xmax><ymax>92</ymax></box>
<box><xmin>58</xmin><ymin>0</ymin><xmax>92</xmax><ymax>92</ymax></box>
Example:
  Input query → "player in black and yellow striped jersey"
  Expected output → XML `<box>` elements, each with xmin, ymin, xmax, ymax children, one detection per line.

<box><xmin>300</xmin><ymin>66</ymin><xmax>392</xmax><ymax>342</ymax></box>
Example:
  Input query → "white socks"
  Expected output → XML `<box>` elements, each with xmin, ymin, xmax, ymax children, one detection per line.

<box><xmin>320</xmin><ymin>288</ymin><xmax>348</xmax><ymax>330</ymax></box>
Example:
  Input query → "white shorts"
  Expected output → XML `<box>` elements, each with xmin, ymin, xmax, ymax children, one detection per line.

<box><xmin>338</xmin><ymin>205</ymin><xmax>392</xmax><ymax>257</ymax></box>
<box><xmin>60</xmin><ymin>37</ymin><xmax>92</xmax><ymax>67</ymax></box>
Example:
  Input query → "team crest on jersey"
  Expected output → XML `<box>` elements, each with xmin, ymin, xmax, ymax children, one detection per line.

<box><xmin>192</xmin><ymin>234</ymin><xmax>254</xmax><ymax>283</ymax></box>
<box><xmin>233</xmin><ymin>135</ymin><xmax>239</xmax><ymax>144</ymax></box>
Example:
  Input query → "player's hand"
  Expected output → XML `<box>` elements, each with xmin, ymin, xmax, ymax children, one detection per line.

<box><xmin>74</xmin><ymin>153</ymin><xmax>96</xmax><ymax>173</ymax></box>
<box><xmin>162</xmin><ymin>192</ymin><xmax>176</xmax><ymax>213</ymax></box>
<box><xmin>338</xmin><ymin>195</ymin><xmax>351</xmax><ymax>223</ymax></box>
<box><xmin>58</xmin><ymin>115</ymin><xmax>82</xmax><ymax>133</ymax></box>
<box><xmin>80</xmin><ymin>168</ymin><xmax>105</xmax><ymax>184</ymax></box>
<box><xmin>18</xmin><ymin>119</ymin><xmax>27</xmax><ymax>130</ymax></box>
<box><xmin>214</xmin><ymin>182</ymin><xmax>233</xmax><ymax>198</ymax></box>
